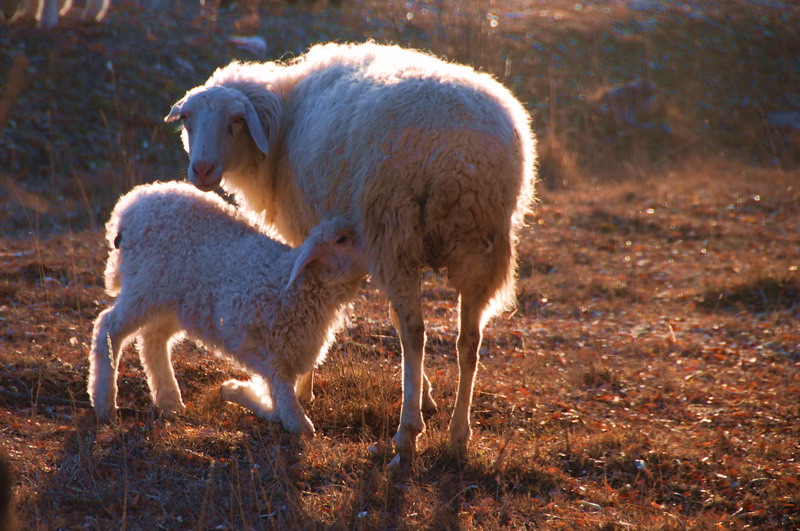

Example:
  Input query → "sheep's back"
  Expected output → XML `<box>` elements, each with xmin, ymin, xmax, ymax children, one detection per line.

<box><xmin>280</xmin><ymin>45</ymin><xmax>535</xmax><ymax>270</ymax></box>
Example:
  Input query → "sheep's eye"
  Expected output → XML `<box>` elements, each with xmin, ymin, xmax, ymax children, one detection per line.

<box><xmin>334</xmin><ymin>234</ymin><xmax>350</xmax><ymax>245</ymax></box>
<box><xmin>228</xmin><ymin>117</ymin><xmax>244</xmax><ymax>136</ymax></box>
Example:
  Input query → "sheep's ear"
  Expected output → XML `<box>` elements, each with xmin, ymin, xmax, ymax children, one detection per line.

<box><xmin>243</xmin><ymin>99</ymin><xmax>270</xmax><ymax>155</ymax></box>
<box><xmin>285</xmin><ymin>244</ymin><xmax>322</xmax><ymax>291</ymax></box>
<box><xmin>164</xmin><ymin>100</ymin><xmax>184</xmax><ymax>123</ymax></box>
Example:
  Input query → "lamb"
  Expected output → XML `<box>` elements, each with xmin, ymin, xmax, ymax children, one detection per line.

<box><xmin>165</xmin><ymin>42</ymin><xmax>536</xmax><ymax>460</ymax></box>
<box><xmin>88</xmin><ymin>181</ymin><xmax>366</xmax><ymax>434</ymax></box>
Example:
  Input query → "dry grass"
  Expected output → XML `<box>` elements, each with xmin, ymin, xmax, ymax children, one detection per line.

<box><xmin>2</xmin><ymin>159</ymin><xmax>799</xmax><ymax>529</ymax></box>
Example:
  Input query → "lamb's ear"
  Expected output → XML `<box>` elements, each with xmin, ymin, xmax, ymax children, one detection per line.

<box><xmin>164</xmin><ymin>98</ymin><xmax>185</xmax><ymax>123</ymax></box>
<box><xmin>285</xmin><ymin>243</ymin><xmax>322</xmax><ymax>291</ymax></box>
<box><xmin>243</xmin><ymin>99</ymin><xmax>270</xmax><ymax>155</ymax></box>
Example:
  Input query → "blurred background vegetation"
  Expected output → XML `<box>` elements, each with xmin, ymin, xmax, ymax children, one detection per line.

<box><xmin>1</xmin><ymin>0</ymin><xmax>798</xmax><ymax>234</ymax></box>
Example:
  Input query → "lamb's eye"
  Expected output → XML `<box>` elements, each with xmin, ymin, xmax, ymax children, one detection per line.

<box><xmin>335</xmin><ymin>234</ymin><xmax>349</xmax><ymax>245</ymax></box>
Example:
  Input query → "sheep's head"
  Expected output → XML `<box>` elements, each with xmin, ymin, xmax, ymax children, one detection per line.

<box><xmin>286</xmin><ymin>218</ymin><xmax>368</xmax><ymax>291</ymax></box>
<box><xmin>165</xmin><ymin>86</ymin><xmax>270</xmax><ymax>191</ymax></box>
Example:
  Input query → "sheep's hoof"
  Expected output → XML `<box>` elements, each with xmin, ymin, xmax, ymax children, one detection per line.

<box><xmin>158</xmin><ymin>402</ymin><xmax>187</xmax><ymax>418</ymax></box>
<box><xmin>93</xmin><ymin>405</ymin><xmax>117</xmax><ymax>423</ymax></box>
<box><xmin>392</xmin><ymin>426</ymin><xmax>419</xmax><ymax>462</ymax></box>
<box><xmin>156</xmin><ymin>396</ymin><xmax>186</xmax><ymax>415</ymax></box>
<box><xmin>447</xmin><ymin>422</ymin><xmax>471</xmax><ymax>453</ymax></box>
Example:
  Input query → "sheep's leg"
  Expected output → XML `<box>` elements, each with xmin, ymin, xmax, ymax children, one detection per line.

<box><xmin>138</xmin><ymin>319</ymin><xmax>185</xmax><ymax>415</ymax></box>
<box><xmin>220</xmin><ymin>376</ymin><xmax>281</xmax><ymax>422</ymax></box>
<box><xmin>82</xmin><ymin>0</ymin><xmax>109</xmax><ymax>21</ymax></box>
<box><xmin>388</xmin><ymin>282</ymin><xmax>427</xmax><ymax>461</ymax></box>
<box><xmin>390</xmin><ymin>306</ymin><xmax>437</xmax><ymax>415</ymax></box>
<box><xmin>88</xmin><ymin>306</ymin><xmax>139</xmax><ymax>421</ymax></box>
<box><xmin>448</xmin><ymin>296</ymin><xmax>485</xmax><ymax>451</ymax></box>
<box><xmin>295</xmin><ymin>370</ymin><xmax>314</xmax><ymax>403</ymax></box>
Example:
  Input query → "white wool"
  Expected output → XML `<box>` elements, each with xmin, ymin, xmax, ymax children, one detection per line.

<box><xmin>88</xmin><ymin>181</ymin><xmax>365</xmax><ymax>435</ymax></box>
<box><xmin>166</xmin><ymin>42</ymin><xmax>537</xmax><ymax>458</ymax></box>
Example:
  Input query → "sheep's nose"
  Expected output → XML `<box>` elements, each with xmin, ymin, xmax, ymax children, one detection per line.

<box><xmin>192</xmin><ymin>161</ymin><xmax>216</xmax><ymax>179</ymax></box>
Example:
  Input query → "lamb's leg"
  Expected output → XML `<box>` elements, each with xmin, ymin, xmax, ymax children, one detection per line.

<box><xmin>387</xmin><ymin>282</ymin><xmax>427</xmax><ymax>462</ymax></box>
<box><xmin>295</xmin><ymin>370</ymin><xmax>314</xmax><ymax>403</ymax></box>
<box><xmin>88</xmin><ymin>306</ymin><xmax>138</xmax><ymax>421</ymax></box>
<box><xmin>220</xmin><ymin>376</ymin><xmax>281</xmax><ymax>422</ymax></box>
<box><xmin>221</xmin><ymin>348</ymin><xmax>312</xmax><ymax>434</ymax></box>
<box><xmin>448</xmin><ymin>296</ymin><xmax>486</xmax><ymax>451</ymax></box>
<box><xmin>138</xmin><ymin>319</ymin><xmax>185</xmax><ymax>415</ymax></box>
<box><xmin>269</xmin><ymin>369</ymin><xmax>314</xmax><ymax>435</ymax></box>
<box><xmin>221</xmin><ymin>371</ymin><xmax>314</xmax><ymax>436</ymax></box>
<box><xmin>390</xmin><ymin>305</ymin><xmax>437</xmax><ymax>415</ymax></box>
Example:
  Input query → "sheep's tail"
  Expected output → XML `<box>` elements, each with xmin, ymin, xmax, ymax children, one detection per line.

<box><xmin>481</xmin><ymin>229</ymin><xmax>518</xmax><ymax>327</ymax></box>
<box><xmin>484</xmin><ymin>110</ymin><xmax>537</xmax><ymax>325</ymax></box>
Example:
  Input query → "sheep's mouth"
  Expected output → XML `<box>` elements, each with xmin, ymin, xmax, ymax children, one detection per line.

<box><xmin>186</xmin><ymin>178</ymin><xmax>220</xmax><ymax>192</ymax></box>
<box><xmin>193</xmin><ymin>183</ymin><xmax>218</xmax><ymax>192</ymax></box>
<box><xmin>187</xmin><ymin>171</ymin><xmax>223</xmax><ymax>192</ymax></box>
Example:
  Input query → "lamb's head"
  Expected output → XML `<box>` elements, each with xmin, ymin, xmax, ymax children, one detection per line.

<box><xmin>286</xmin><ymin>218</ymin><xmax>368</xmax><ymax>292</ymax></box>
<box><xmin>164</xmin><ymin>85</ymin><xmax>270</xmax><ymax>191</ymax></box>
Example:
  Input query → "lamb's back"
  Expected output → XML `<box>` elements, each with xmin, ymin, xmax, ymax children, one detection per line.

<box><xmin>107</xmin><ymin>182</ymin><xmax>291</xmax><ymax>314</ymax></box>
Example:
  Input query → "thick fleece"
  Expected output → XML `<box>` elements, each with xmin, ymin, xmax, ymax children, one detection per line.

<box><xmin>166</xmin><ymin>42</ymin><xmax>537</xmax><ymax>458</ymax></box>
<box><xmin>89</xmin><ymin>181</ymin><xmax>365</xmax><ymax>434</ymax></box>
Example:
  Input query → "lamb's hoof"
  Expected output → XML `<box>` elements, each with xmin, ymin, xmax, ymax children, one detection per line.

<box><xmin>299</xmin><ymin>392</ymin><xmax>315</xmax><ymax>404</ymax></box>
<box><xmin>296</xmin><ymin>372</ymin><xmax>315</xmax><ymax>403</ymax></box>
<box><xmin>219</xmin><ymin>379</ymin><xmax>244</xmax><ymax>401</ymax></box>
<box><xmin>285</xmin><ymin>415</ymin><xmax>315</xmax><ymax>436</ymax></box>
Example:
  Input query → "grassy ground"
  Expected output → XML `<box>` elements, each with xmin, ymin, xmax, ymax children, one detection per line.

<box><xmin>1</xmin><ymin>0</ymin><xmax>799</xmax><ymax>529</ymax></box>
<box><xmin>2</xmin><ymin>159</ymin><xmax>798</xmax><ymax>529</ymax></box>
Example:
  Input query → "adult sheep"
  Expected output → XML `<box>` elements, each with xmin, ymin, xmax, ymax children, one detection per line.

<box><xmin>165</xmin><ymin>42</ymin><xmax>536</xmax><ymax>462</ymax></box>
